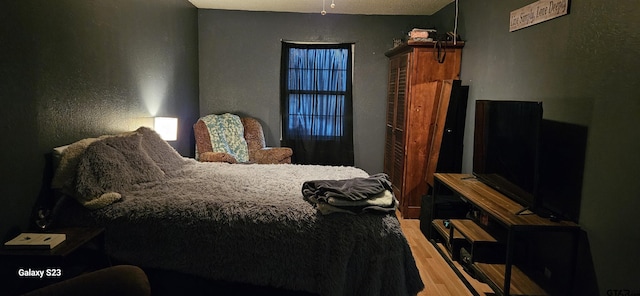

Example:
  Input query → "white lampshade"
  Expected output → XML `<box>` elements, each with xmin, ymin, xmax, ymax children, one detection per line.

<box><xmin>154</xmin><ymin>117</ymin><xmax>178</xmax><ymax>141</ymax></box>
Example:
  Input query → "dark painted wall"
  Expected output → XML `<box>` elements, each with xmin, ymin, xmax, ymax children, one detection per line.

<box><xmin>2</xmin><ymin>0</ymin><xmax>637</xmax><ymax>293</ymax></box>
<box><xmin>0</xmin><ymin>0</ymin><xmax>199</xmax><ymax>240</ymax></box>
<box><xmin>198</xmin><ymin>10</ymin><xmax>434</xmax><ymax>174</ymax></box>
<box><xmin>432</xmin><ymin>1</ymin><xmax>640</xmax><ymax>294</ymax></box>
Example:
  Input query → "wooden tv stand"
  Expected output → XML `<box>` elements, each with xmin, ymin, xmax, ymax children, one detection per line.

<box><xmin>428</xmin><ymin>173</ymin><xmax>580</xmax><ymax>296</ymax></box>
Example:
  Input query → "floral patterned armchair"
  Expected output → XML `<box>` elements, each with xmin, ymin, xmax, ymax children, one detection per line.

<box><xmin>194</xmin><ymin>114</ymin><xmax>293</xmax><ymax>164</ymax></box>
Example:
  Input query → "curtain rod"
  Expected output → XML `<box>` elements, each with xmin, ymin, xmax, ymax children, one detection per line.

<box><xmin>280</xmin><ymin>39</ymin><xmax>356</xmax><ymax>45</ymax></box>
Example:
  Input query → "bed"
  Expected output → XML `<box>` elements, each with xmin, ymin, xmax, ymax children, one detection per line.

<box><xmin>49</xmin><ymin>127</ymin><xmax>424</xmax><ymax>296</ymax></box>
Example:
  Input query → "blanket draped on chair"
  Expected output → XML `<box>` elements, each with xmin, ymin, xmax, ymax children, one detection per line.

<box><xmin>199</xmin><ymin>113</ymin><xmax>249</xmax><ymax>162</ymax></box>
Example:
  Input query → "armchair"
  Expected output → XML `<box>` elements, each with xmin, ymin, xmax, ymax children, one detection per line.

<box><xmin>194</xmin><ymin>114</ymin><xmax>293</xmax><ymax>164</ymax></box>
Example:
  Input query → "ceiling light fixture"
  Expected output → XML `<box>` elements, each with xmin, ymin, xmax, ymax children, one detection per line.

<box><xmin>321</xmin><ymin>0</ymin><xmax>336</xmax><ymax>15</ymax></box>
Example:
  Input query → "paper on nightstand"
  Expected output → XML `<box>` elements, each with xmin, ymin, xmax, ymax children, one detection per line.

<box><xmin>4</xmin><ymin>233</ymin><xmax>66</xmax><ymax>250</ymax></box>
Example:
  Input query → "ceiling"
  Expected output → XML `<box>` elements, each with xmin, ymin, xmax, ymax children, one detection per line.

<box><xmin>188</xmin><ymin>0</ymin><xmax>454</xmax><ymax>16</ymax></box>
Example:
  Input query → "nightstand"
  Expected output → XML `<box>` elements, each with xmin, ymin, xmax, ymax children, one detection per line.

<box><xmin>0</xmin><ymin>227</ymin><xmax>108</xmax><ymax>295</ymax></box>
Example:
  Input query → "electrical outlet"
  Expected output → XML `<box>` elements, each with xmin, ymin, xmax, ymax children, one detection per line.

<box><xmin>544</xmin><ymin>267</ymin><xmax>552</xmax><ymax>279</ymax></box>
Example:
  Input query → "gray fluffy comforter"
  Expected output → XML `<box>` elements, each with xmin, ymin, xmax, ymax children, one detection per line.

<box><xmin>52</xmin><ymin>128</ymin><xmax>424</xmax><ymax>296</ymax></box>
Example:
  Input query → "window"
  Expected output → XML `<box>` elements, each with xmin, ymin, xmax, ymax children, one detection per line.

<box><xmin>280</xmin><ymin>42</ymin><xmax>354</xmax><ymax>165</ymax></box>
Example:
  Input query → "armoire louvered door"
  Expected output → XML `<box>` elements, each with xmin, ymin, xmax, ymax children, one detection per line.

<box><xmin>384</xmin><ymin>53</ymin><xmax>409</xmax><ymax>196</ymax></box>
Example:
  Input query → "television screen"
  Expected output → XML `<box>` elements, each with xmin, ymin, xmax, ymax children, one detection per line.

<box><xmin>473</xmin><ymin>100</ymin><xmax>543</xmax><ymax>212</ymax></box>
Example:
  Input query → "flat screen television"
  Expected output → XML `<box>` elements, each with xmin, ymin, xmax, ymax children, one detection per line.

<box><xmin>473</xmin><ymin>100</ymin><xmax>586</xmax><ymax>222</ymax></box>
<box><xmin>473</xmin><ymin>100</ymin><xmax>543</xmax><ymax>215</ymax></box>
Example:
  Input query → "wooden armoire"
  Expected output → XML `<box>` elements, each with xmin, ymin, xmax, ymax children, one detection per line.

<box><xmin>384</xmin><ymin>41</ymin><xmax>464</xmax><ymax>219</ymax></box>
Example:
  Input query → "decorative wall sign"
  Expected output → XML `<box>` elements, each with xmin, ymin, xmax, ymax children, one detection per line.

<box><xmin>510</xmin><ymin>0</ymin><xmax>570</xmax><ymax>32</ymax></box>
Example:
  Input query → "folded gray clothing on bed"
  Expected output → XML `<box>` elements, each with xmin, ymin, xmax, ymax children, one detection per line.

<box><xmin>302</xmin><ymin>173</ymin><xmax>396</xmax><ymax>214</ymax></box>
<box><xmin>309</xmin><ymin>192</ymin><xmax>398</xmax><ymax>215</ymax></box>
<box><xmin>301</xmin><ymin>173</ymin><xmax>392</xmax><ymax>202</ymax></box>
<box><xmin>327</xmin><ymin>189</ymin><xmax>394</xmax><ymax>207</ymax></box>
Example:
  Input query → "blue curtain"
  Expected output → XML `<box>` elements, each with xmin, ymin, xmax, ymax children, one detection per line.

<box><xmin>281</xmin><ymin>42</ymin><xmax>354</xmax><ymax>165</ymax></box>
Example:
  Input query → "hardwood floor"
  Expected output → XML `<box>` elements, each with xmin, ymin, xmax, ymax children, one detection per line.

<box><xmin>398</xmin><ymin>213</ymin><xmax>493</xmax><ymax>296</ymax></box>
